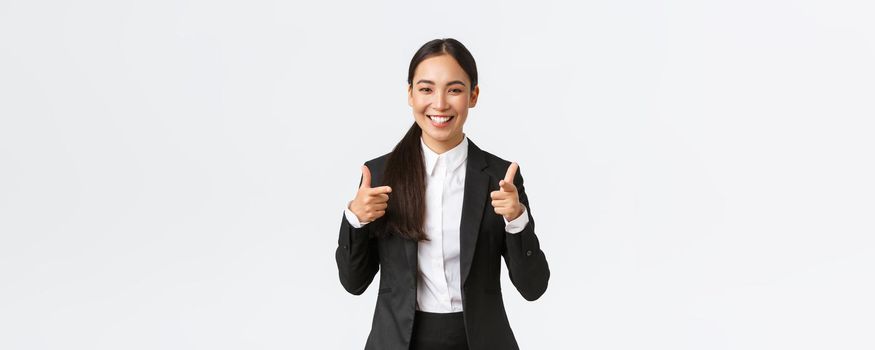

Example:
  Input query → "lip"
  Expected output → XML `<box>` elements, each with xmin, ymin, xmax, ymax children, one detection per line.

<box><xmin>427</xmin><ymin>114</ymin><xmax>455</xmax><ymax>128</ymax></box>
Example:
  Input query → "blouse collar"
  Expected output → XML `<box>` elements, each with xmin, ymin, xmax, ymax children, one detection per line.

<box><xmin>421</xmin><ymin>135</ymin><xmax>469</xmax><ymax>176</ymax></box>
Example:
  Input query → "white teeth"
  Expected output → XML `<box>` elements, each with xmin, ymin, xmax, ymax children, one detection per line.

<box><xmin>429</xmin><ymin>115</ymin><xmax>452</xmax><ymax>123</ymax></box>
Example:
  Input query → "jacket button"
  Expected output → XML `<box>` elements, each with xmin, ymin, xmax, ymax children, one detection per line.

<box><xmin>526</xmin><ymin>250</ymin><xmax>533</xmax><ymax>256</ymax></box>
<box><xmin>342</xmin><ymin>245</ymin><xmax>348</xmax><ymax>250</ymax></box>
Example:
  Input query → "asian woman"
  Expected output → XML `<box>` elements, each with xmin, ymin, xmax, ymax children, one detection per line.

<box><xmin>336</xmin><ymin>38</ymin><xmax>549</xmax><ymax>350</ymax></box>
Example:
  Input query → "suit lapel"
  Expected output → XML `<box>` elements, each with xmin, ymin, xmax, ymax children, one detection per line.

<box><xmin>460</xmin><ymin>139</ymin><xmax>489</xmax><ymax>286</ymax></box>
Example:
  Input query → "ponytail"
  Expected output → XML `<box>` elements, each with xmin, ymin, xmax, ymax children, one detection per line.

<box><xmin>378</xmin><ymin>122</ymin><xmax>428</xmax><ymax>241</ymax></box>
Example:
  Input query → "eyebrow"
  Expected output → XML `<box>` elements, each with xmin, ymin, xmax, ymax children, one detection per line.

<box><xmin>415</xmin><ymin>79</ymin><xmax>466</xmax><ymax>87</ymax></box>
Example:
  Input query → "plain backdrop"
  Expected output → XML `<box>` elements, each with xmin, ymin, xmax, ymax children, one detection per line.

<box><xmin>1</xmin><ymin>0</ymin><xmax>873</xmax><ymax>349</ymax></box>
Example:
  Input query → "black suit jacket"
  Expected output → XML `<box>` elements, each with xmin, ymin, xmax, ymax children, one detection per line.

<box><xmin>336</xmin><ymin>138</ymin><xmax>550</xmax><ymax>350</ymax></box>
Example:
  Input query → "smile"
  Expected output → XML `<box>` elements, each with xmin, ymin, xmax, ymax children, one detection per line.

<box><xmin>427</xmin><ymin>115</ymin><xmax>455</xmax><ymax>125</ymax></box>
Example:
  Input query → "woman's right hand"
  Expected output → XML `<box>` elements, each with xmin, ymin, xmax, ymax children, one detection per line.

<box><xmin>348</xmin><ymin>165</ymin><xmax>392</xmax><ymax>223</ymax></box>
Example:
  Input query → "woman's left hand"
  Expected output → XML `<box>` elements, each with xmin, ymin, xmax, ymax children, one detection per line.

<box><xmin>490</xmin><ymin>162</ymin><xmax>524</xmax><ymax>221</ymax></box>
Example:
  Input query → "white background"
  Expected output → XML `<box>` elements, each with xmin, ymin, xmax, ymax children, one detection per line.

<box><xmin>1</xmin><ymin>0</ymin><xmax>873</xmax><ymax>349</ymax></box>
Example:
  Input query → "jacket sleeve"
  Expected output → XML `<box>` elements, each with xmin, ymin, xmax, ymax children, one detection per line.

<box><xmin>335</xmin><ymin>175</ymin><xmax>379</xmax><ymax>295</ymax></box>
<box><xmin>502</xmin><ymin>166</ymin><xmax>550</xmax><ymax>301</ymax></box>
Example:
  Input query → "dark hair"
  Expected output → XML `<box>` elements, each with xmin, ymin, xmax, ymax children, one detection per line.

<box><xmin>378</xmin><ymin>38</ymin><xmax>478</xmax><ymax>241</ymax></box>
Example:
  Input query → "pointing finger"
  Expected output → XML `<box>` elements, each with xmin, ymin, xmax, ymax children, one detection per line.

<box><xmin>370</xmin><ymin>185</ymin><xmax>392</xmax><ymax>195</ymax></box>
<box><xmin>499</xmin><ymin>179</ymin><xmax>516</xmax><ymax>193</ymax></box>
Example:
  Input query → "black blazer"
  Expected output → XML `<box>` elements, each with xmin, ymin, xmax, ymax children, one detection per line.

<box><xmin>336</xmin><ymin>138</ymin><xmax>550</xmax><ymax>350</ymax></box>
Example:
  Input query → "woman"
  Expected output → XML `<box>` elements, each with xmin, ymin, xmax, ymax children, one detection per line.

<box><xmin>336</xmin><ymin>38</ymin><xmax>549</xmax><ymax>350</ymax></box>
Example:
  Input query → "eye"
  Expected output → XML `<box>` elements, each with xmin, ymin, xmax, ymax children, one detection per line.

<box><xmin>418</xmin><ymin>87</ymin><xmax>432</xmax><ymax>93</ymax></box>
<box><xmin>450</xmin><ymin>88</ymin><xmax>463</xmax><ymax>93</ymax></box>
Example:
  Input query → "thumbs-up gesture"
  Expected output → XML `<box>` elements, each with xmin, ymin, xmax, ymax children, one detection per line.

<box><xmin>490</xmin><ymin>162</ymin><xmax>524</xmax><ymax>221</ymax></box>
<box><xmin>349</xmin><ymin>165</ymin><xmax>392</xmax><ymax>223</ymax></box>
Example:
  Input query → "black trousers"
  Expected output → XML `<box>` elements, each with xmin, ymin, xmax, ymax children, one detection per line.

<box><xmin>410</xmin><ymin>311</ymin><xmax>469</xmax><ymax>350</ymax></box>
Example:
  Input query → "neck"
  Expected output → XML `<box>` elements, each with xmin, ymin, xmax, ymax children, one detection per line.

<box><xmin>422</xmin><ymin>133</ymin><xmax>465</xmax><ymax>154</ymax></box>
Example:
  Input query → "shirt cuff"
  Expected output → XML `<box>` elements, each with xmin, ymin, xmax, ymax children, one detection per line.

<box><xmin>503</xmin><ymin>205</ymin><xmax>529</xmax><ymax>234</ymax></box>
<box><xmin>344</xmin><ymin>207</ymin><xmax>368</xmax><ymax>228</ymax></box>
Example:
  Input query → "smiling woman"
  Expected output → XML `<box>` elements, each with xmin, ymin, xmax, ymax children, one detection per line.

<box><xmin>409</xmin><ymin>54</ymin><xmax>479</xmax><ymax>146</ymax></box>
<box><xmin>336</xmin><ymin>38</ymin><xmax>550</xmax><ymax>350</ymax></box>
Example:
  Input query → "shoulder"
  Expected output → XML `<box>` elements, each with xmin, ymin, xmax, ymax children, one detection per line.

<box><xmin>363</xmin><ymin>152</ymin><xmax>391</xmax><ymax>169</ymax></box>
<box><xmin>359</xmin><ymin>152</ymin><xmax>392</xmax><ymax>187</ymax></box>
<box><xmin>469</xmin><ymin>139</ymin><xmax>522</xmax><ymax>180</ymax></box>
<box><xmin>480</xmin><ymin>148</ymin><xmax>511</xmax><ymax>168</ymax></box>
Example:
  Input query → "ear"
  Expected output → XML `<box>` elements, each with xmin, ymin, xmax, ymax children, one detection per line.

<box><xmin>469</xmin><ymin>85</ymin><xmax>480</xmax><ymax>108</ymax></box>
<box><xmin>407</xmin><ymin>84</ymin><xmax>414</xmax><ymax>107</ymax></box>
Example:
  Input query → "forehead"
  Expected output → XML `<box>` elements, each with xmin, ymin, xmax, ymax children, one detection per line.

<box><xmin>413</xmin><ymin>55</ymin><xmax>469</xmax><ymax>83</ymax></box>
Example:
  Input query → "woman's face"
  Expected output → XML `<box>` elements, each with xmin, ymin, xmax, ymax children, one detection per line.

<box><xmin>408</xmin><ymin>54</ymin><xmax>479</xmax><ymax>153</ymax></box>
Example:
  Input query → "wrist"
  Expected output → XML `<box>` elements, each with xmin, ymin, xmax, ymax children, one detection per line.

<box><xmin>505</xmin><ymin>207</ymin><xmax>522</xmax><ymax>221</ymax></box>
<box><xmin>348</xmin><ymin>200</ymin><xmax>369</xmax><ymax>223</ymax></box>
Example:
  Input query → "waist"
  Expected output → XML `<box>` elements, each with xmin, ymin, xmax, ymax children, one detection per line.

<box><xmin>414</xmin><ymin>310</ymin><xmax>464</xmax><ymax>320</ymax></box>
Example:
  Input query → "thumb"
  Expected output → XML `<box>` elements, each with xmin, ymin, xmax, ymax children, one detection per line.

<box><xmin>503</xmin><ymin>162</ymin><xmax>518</xmax><ymax>184</ymax></box>
<box><xmin>360</xmin><ymin>165</ymin><xmax>372</xmax><ymax>189</ymax></box>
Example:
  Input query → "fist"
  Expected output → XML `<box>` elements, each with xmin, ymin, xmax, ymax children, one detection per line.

<box><xmin>490</xmin><ymin>162</ymin><xmax>523</xmax><ymax>221</ymax></box>
<box><xmin>349</xmin><ymin>165</ymin><xmax>392</xmax><ymax>223</ymax></box>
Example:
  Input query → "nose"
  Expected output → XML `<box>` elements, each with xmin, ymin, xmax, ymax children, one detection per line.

<box><xmin>432</xmin><ymin>91</ymin><xmax>449</xmax><ymax>111</ymax></box>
